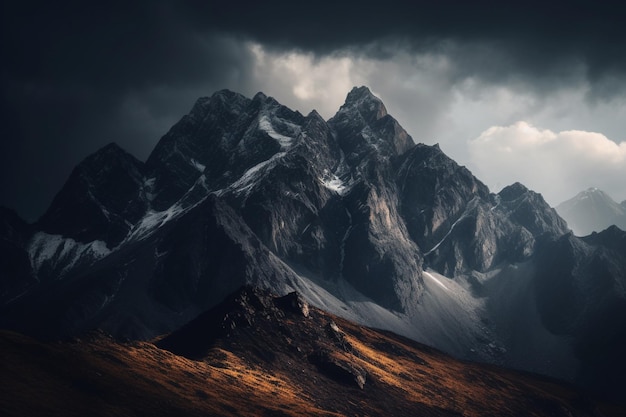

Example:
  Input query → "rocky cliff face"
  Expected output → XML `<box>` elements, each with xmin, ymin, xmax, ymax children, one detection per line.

<box><xmin>397</xmin><ymin>145</ymin><xmax>567</xmax><ymax>276</ymax></box>
<box><xmin>534</xmin><ymin>226</ymin><xmax>626</xmax><ymax>399</ymax></box>
<box><xmin>1</xmin><ymin>86</ymin><xmax>625</xmax><ymax>400</ymax></box>
<box><xmin>37</xmin><ymin>143</ymin><xmax>148</xmax><ymax>248</ymax></box>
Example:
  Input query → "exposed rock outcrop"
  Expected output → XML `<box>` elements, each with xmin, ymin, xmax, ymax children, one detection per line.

<box><xmin>158</xmin><ymin>286</ymin><xmax>369</xmax><ymax>389</ymax></box>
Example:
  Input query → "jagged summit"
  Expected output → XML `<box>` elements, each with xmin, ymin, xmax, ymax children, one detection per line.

<box><xmin>329</xmin><ymin>86</ymin><xmax>413</xmax><ymax>161</ymax></box>
<box><xmin>186</xmin><ymin>90</ymin><xmax>249</xmax><ymax>122</ymax></box>
<box><xmin>36</xmin><ymin>141</ymin><xmax>147</xmax><ymax>246</ymax></box>
<box><xmin>94</xmin><ymin>141</ymin><xmax>126</xmax><ymax>154</ymax></box>
<box><xmin>341</xmin><ymin>86</ymin><xmax>388</xmax><ymax>123</ymax></box>
<box><xmin>210</xmin><ymin>88</ymin><xmax>247</xmax><ymax>101</ymax></box>
<box><xmin>252</xmin><ymin>91</ymin><xmax>267</xmax><ymax>101</ymax></box>
<box><xmin>498</xmin><ymin>182</ymin><xmax>529</xmax><ymax>201</ymax></box>
<box><xmin>69</xmin><ymin>142</ymin><xmax>142</xmax><ymax>175</ymax></box>
<box><xmin>157</xmin><ymin>286</ymin><xmax>313</xmax><ymax>360</ymax></box>
<box><xmin>305</xmin><ymin>108</ymin><xmax>324</xmax><ymax>121</ymax></box>
<box><xmin>345</xmin><ymin>85</ymin><xmax>376</xmax><ymax>100</ymax></box>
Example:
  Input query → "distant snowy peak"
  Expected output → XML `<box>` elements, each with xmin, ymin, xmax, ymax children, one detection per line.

<box><xmin>571</xmin><ymin>187</ymin><xmax>614</xmax><ymax>204</ymax></box>
<box><xmin>556</xmin><ymin>187</ymin><xmax>626</xmax><ymax>236</ymax></box>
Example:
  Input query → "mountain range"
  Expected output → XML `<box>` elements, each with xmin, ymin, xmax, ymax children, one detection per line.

<box><xmin>1</xmin><ymin>86</ymin><xmax>625</xmax><ymax>408</ymax></box>
<box><xmin>556</xmin><ymin>187</ymin><xmax>626</xmax><ymax>236</ymax></box>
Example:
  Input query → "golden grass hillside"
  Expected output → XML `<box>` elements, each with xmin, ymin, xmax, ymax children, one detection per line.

<box><xmin>1</xmin><ymin>287</ymin><xmax>623</xmax><ymax>417</ymax></box>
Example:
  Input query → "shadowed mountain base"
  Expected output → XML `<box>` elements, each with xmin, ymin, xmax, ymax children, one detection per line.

<box><xmin>1</xmin><ymin>286</ymin><xmax>623</xmax><ymax>417</ymax></box>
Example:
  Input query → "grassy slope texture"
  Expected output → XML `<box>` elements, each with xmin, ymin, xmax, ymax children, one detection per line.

<box><xmin>1</xmin><ymin>287</ymin><xmax>623</xmax><ymax>417</ymax></box>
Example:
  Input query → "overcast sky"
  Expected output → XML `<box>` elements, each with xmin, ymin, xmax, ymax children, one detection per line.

<box><xmin>3</xmin><ymin>1</ymin><xmax>626</xmax><ymax>221</ymax></box>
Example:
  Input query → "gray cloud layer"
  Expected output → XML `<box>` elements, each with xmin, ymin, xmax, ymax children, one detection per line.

<box><xmin>3</xmin><ymin>1</ymin><xmax>626</xmax><ymax>220</ymax></box>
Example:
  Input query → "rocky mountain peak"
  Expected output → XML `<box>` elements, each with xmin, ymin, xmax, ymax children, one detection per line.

<box><xmin>252</xmin><ymin>91</ymin><xmax>268</xmax><ymax>102</ymax></box>
<box><xmin>186</xmin><ymin>90</ymin><xmax>249</xmax><ymax>122</ymax></box>
<box><xmin>36</xmin><ymin>143</ymin><xmax>147</xmax><ymax>246</ymax></box>
<box><xmin>77</xmin><ymin>143</ymin><xmax>144</xmax><ymax>183</ymax></box>
<box><xmin>584</xmin><ymin>224</ymin><xmax>626</xmax><ymax>245</ymax></box>
<box><xmin>497</xmin><ymin>182</ymin><xmax>569</xmax><ymax>238</ymax></box>
<box><xmin>340</xmin><ymin>86</ymin><xmax>388</xmax><ymax>124</ymax></box>
<box><xmin>405</xmin><ymin>143</ymin><xmax>465</xmax><ymax>172</ymax></box>
<box><xmin>157</xmin><ymin>286</ymin><xmax>367</xmax><ymax>389</ymax></box>
<box><xmin>329</xmin><ymin>87</ymin><xmax>413</xmax><ymax>162</ymax></box>
<box><xmin>211</xmin><ymin>88</ymin><xmax>247</xmax><ymax>102</ymax></box>
<box><xmin>94</xmin><ymin>141</ymin><xmax>125</xmax><ymax>155</ymax></box>
<box><xmin>251</xmin><ymin>91</ymin><xmax>297</xmax><ymax>119</ymax></box>
<box><xmin>156</xmin><ymin>286</ymin><xmax>310</xmax><ymax>356</ymax></box>
<box><xmin>306</xmin><ymin>109</ymin><xmax>324</xmax><ymax>121</ymax></box>
<box><xmin>498</xmin><ymin>182</ymin><xmax>529</xmax><ymax>201</ymax></box>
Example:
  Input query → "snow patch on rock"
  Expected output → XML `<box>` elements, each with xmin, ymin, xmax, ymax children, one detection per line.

<box><xmin>217</xmin><ymin>152</ymin><xmax>287</xmax><ymax>197</ymax></box>
<box><xmin>191</xmin><ymin>159</ymin><xmax>205</xmax><ymax>172</ymax></box>
<box><xmin>124</xmin><ymin>204</ymin><xmax>186</xmax><ymax>242</ymax></box>
<box><xmin>258</xmin><ymin>115</ymin><xmax>296</xmax><ymax>149</ymax></box>
<box><xmin>28</xmin><ymin>232</ymin><xmax>111</xmax><ymax>278</ymax></box>
<box><xmin>321</xmin><ymin>175</ymin><xmax>349</xmax><ymax>195</ymax></box>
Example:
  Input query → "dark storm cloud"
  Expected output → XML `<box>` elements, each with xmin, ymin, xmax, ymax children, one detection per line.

<box><xmin>182</xmin><ymin>0</ymin><xmax>626</xmax><ymax>92</ymax></box>
<box><xmin>2</xmin><ymin>0</ymin><xmax>625</xmax><ymax>220</ymax></box>
<box><xmin>6</xmin><ymin>1</ymin><xmax>625</xmax><ymax>98</ymax></box>
<box><xmin>1</xmin><ymin>1</ymin><xmax>257</xmax><ymax>220</ymax></box>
